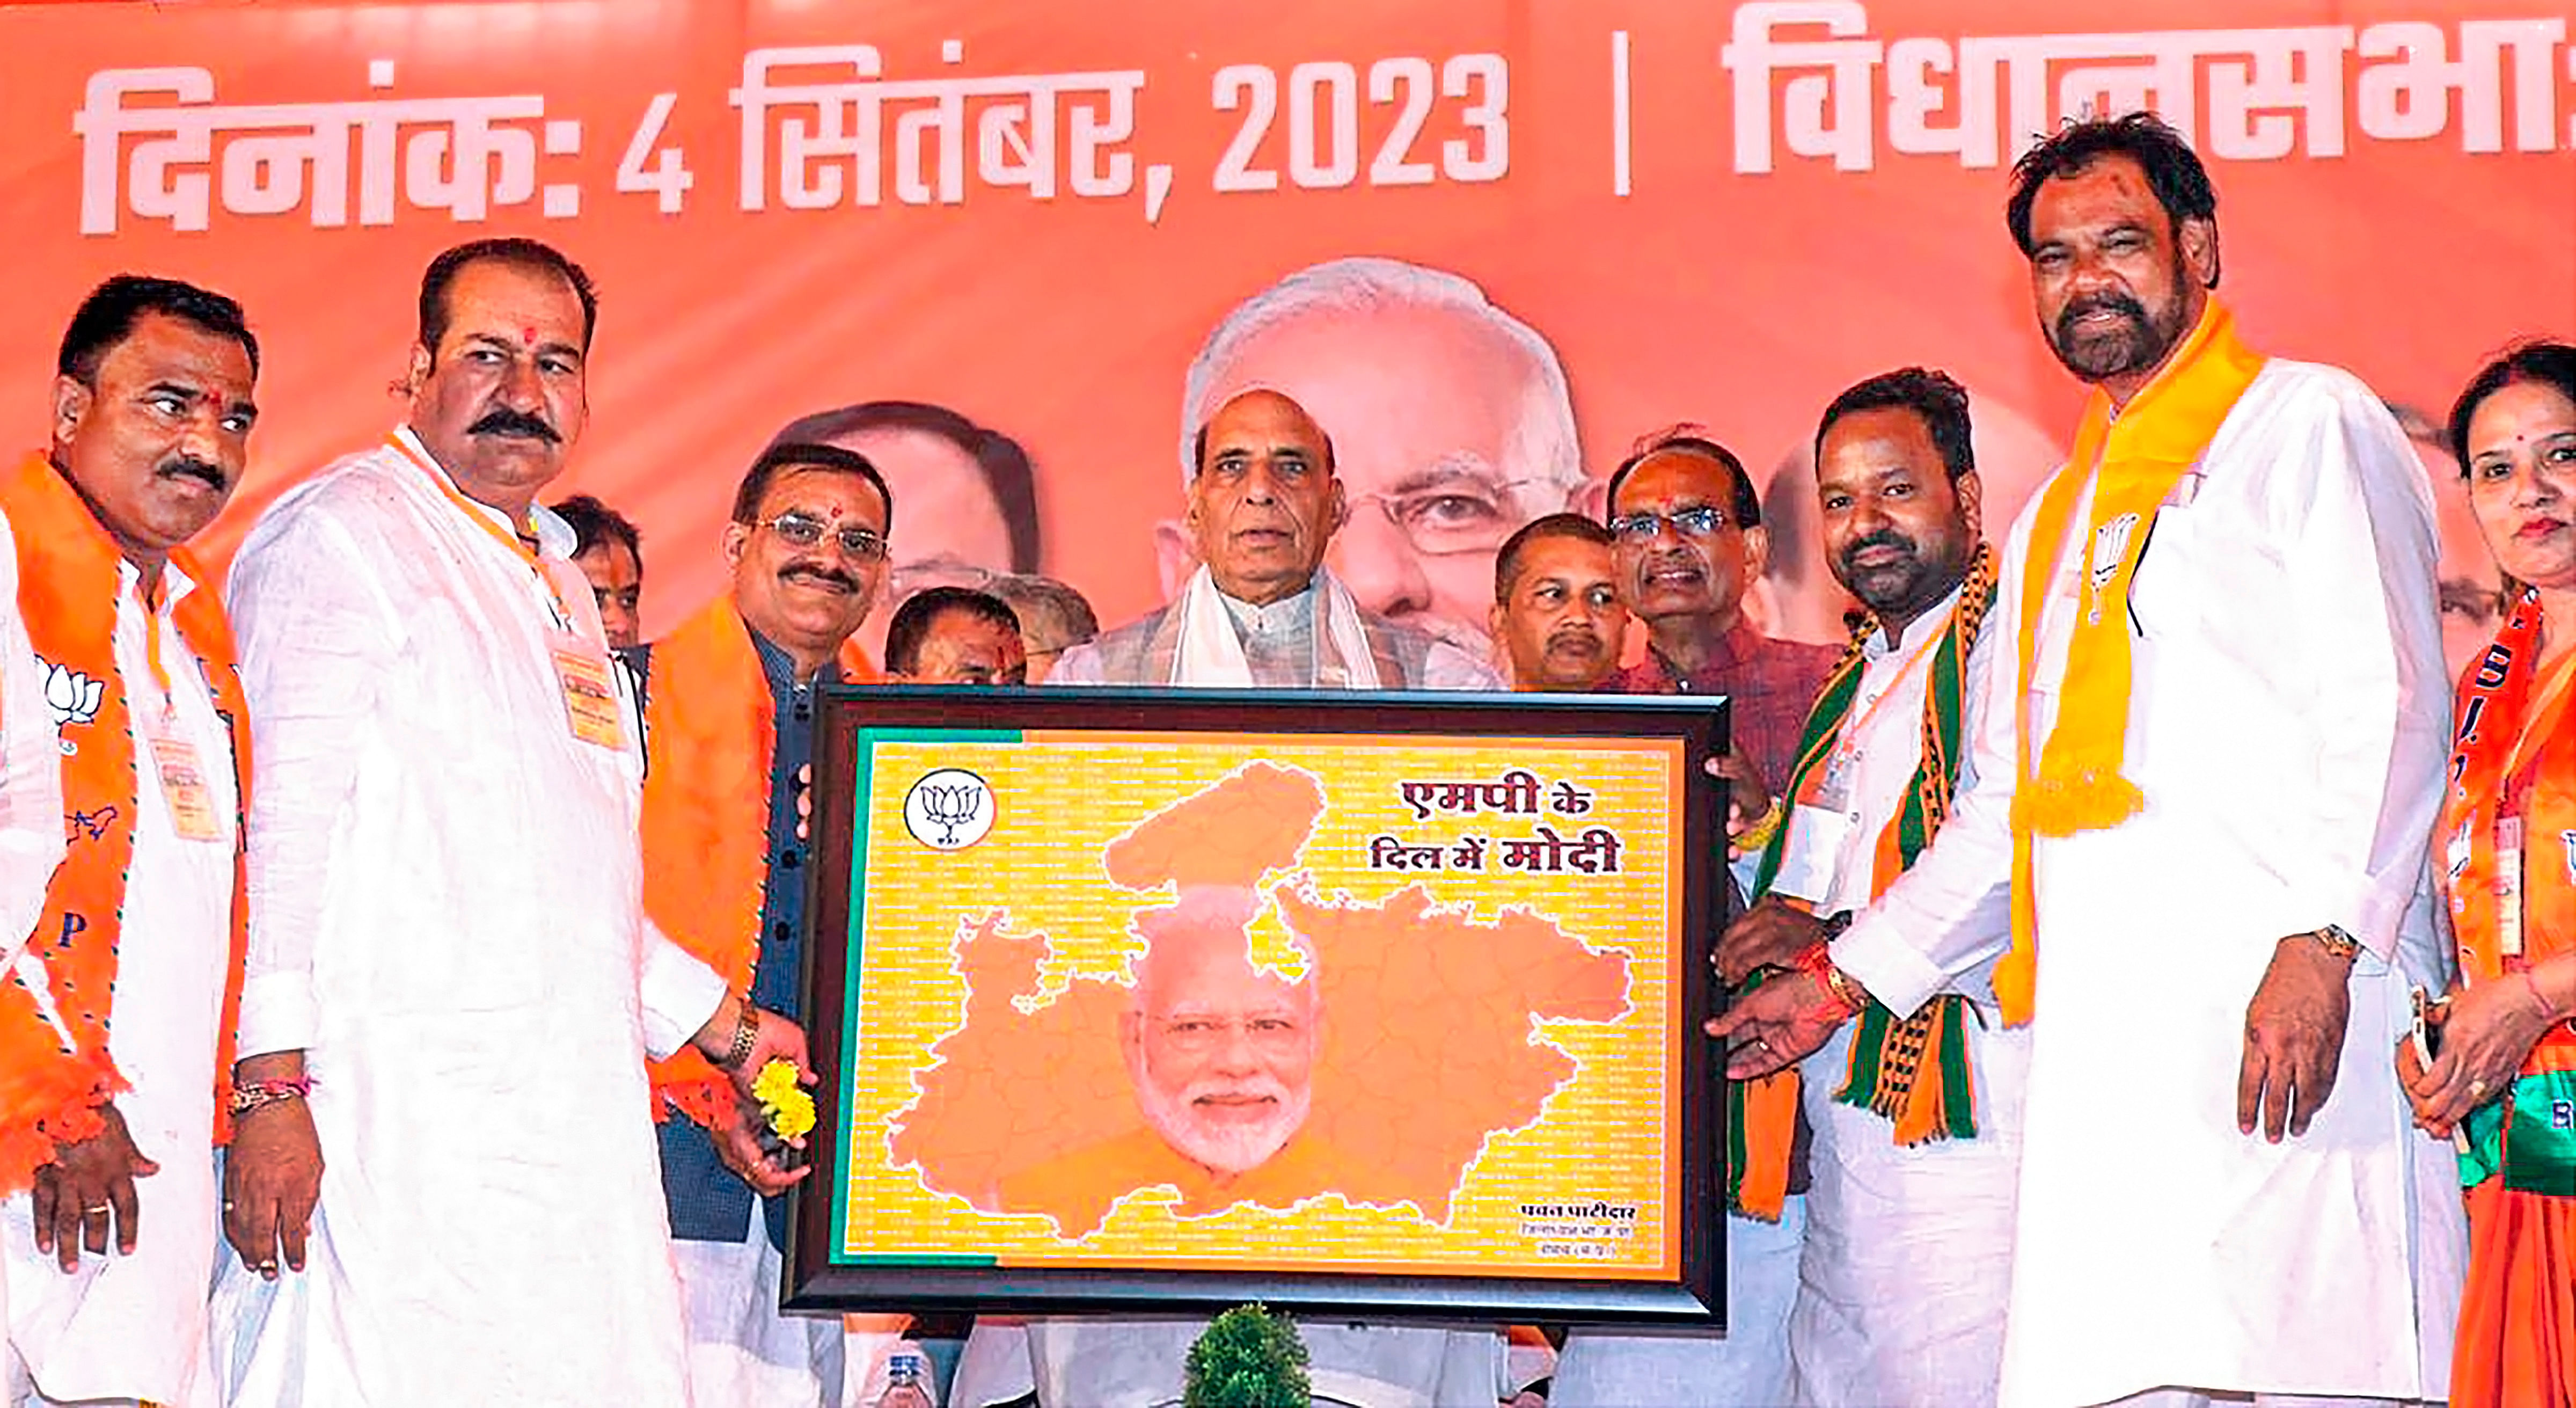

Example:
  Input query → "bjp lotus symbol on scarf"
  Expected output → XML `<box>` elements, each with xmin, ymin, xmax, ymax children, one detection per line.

<box><xmin>905</xmin><ymin>768</ymin><xmax>996</xmax><ymax>850</ymax></box>
<box><xmin>40</xmin><ymin>661</ymin><xmax>104</xmax><ymax>753</ymax></box>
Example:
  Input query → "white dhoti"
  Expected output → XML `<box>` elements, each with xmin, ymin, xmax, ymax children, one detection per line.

<box><xmin>672</xmin><ymin>1217</ymin><xmax>920</xmax><ymax>1407</ymax></box>
<box><xmin>1787</xmin><ymin>1011</ymin><xmax>2028</xmax><ymax>1408</ymax></box>
<box><xmin>1548</xmin><ymin>1199</ymin><xmax>1804</xmax><ymax>1408</ymax></box>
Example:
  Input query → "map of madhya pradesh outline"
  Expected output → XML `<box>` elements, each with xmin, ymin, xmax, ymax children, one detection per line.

<box><xmin>887</xmin><ymin>760</ymin><xmax>1635</xmax><ymax>1238</ymax></box>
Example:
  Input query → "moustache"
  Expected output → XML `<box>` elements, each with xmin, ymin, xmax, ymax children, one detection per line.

<box><xmin>780</xmin><ymin>563</ymin><xmax>861</xmax><ymax>594</ymax></box>
<box><xmin>155</xmin><ymin>455</ymin><xmax>226</xmax><ymax>490</ymax></box>
<box><xmin>466</xmin><ymin>408</ymin><xmax>560</xmax><ymax>443</ymax></box>
<box><xmin>1837</xmin><ymin>528</ymin><xmax>1919</xmax><ymax>575</ymax></box>
<box><xmin>2055</xmin><ymin>291</ymin><xmax>2148</xmax><ymax>342</ymax></box>
<box><xmin>1544</xmin><ymin>625</ymin><xmax>1605</xmax><ymax>654</ymax></box>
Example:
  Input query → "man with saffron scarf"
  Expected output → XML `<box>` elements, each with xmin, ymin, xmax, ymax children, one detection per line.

<box><xmin>635</xmin><ymin>439</ymin><xmax>917</xmax><ymax>1407</ymax></box>
<box><xmin>1717</xmin><ymin>114</ymin><xmax>2464</xmax><ymax>1406</ymax></box>
<box><xmin>0</xmin><ymin>276</ymin><xmax>258</xmax><ymax>1408</ymax></box>
<box><xmin>214</xmin><ymin>239</ymin><xmax>803</xmax><ymax>1404</ymax></box>
<box><xmin>1707</xmin><ymin>368</ymin><xmax>2026</xmax><ymax>1405</ymax></box>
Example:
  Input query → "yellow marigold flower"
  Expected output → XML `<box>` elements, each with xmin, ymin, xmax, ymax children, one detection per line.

<box><xmin>754</xmin><ymin>1059</ymin><xmax>817</xmax><ymax>1139</ymax></box>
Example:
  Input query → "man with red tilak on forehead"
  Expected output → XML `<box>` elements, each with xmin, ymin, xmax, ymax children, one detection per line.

<box><xmin>0</xmin><ymin>276</ymin><xmax>256</xmax><ymax>1408</ymax></box>
<box><xmin>213</xmin><ymin>239</ymin><xmax>807</xmax><ymax>1404</ymax></box>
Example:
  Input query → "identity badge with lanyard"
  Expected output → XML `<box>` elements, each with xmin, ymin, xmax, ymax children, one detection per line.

<box><xmin>2445</xmin><ymin>588</ymin><xmax>2576</xmax><ymax>1195</ymax></box>
<box><xmin>1770</xmin><ymin>626</ymin><xmax>1946</xmax><ymax>907</ymax></box>
<box><xmin>398</xmin><ymin>435</ymin><xmax>627</xmax><ymax>753</ymax></box>
<box><xmin>136</xmin><ymin>581</ymin><xmax>226</xmax><ymax>843</ymax></box>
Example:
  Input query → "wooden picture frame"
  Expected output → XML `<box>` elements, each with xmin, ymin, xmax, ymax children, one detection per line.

<box><xmin>787</xmin><ymin>685</ymin><xmax>1730</xmax><ymax>1325</ymax></box>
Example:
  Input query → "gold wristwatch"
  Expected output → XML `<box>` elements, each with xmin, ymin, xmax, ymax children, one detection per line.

<box><xmin>2309</xmin><ymin>923</ymin><xmax>2361</xmax><ymax>960</ymax></box>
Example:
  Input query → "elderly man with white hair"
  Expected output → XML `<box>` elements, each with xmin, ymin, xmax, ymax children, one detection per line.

<box><xmin>1153</xmin><ymin>256</ymin><xmax>1587</xmax><ymax>660</ymax></box>
<box><xmin>965</xmin><ymin>389</ymin><xmax>1519</xmax><ymax>1408</ymax></box>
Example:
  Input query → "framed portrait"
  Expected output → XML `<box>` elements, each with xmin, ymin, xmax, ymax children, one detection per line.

<box><xmin>787</xmin><ymin>687</ymin><xmax>1730</xmax><ymax>1325</ymax></box>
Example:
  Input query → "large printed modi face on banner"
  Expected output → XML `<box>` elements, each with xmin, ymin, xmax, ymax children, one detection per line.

<box><xmin>859</xmin><ymin>746</ymin><xmax>1669</xmax><ymax>1271</ymax></box>
<box><xmin>7</xmin><ymin>0</ymin><xmax>2568</xmax><ymax>651</ymax></box>
<box><xmin>1154</xmin><ymin>257</ymin><xmax>1587</xmax><ymax>656</ymax></box>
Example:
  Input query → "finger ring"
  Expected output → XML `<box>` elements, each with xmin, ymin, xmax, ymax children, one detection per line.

<box><xmin>83</xmin><ymin>1204</ymin><xmax>111</xmax><ymax>1215</ymax></box>
<box><xmin>1753</xmin><ymin>1038</ymin><xmax>1772</xmax><ymax>1050</ymax></box>
<box><xmin>222</xmin><ymin>1201</ymin><xmax>237</xmax><ymax>1212</ymax></box>
<box><xmin>2469</xmin><ymin>1077</ymin><xmax>2489</xmax><ymax>1097</ymax></box>
<box><xmin>255</xmin><ymin>1261</ymin><xmax>276</xmax><ymax>1273</ymax></box>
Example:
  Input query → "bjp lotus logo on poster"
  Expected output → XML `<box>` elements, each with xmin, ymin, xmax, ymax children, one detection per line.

<box><xmin>904</xmin><ymin>768</ymin><xmax>995</xmax><ymax>850</ymax></box>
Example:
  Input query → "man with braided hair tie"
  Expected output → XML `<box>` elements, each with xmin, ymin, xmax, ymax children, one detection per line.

<box><xmin>1708</xmin><ymin>368</ymin><xmax>2025</xmax><ymax>1406</ymax></box>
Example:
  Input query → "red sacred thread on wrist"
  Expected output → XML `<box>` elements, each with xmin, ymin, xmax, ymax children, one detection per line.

<box><xmin>1792</xmin><ymin>943</ymin><xmax>1865</xmax><ymax>1020</ymax></box>
<box><xmin>228</xmin><ymin>1077</ymin><xmax>313</xmax><ymax>1118</ymax></box>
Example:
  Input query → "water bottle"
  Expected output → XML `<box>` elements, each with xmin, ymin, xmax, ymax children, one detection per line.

<box><xmin>876</xmin><ymin>1349</ymin><xmax>935</xmax><ymax>1408</ymax></box>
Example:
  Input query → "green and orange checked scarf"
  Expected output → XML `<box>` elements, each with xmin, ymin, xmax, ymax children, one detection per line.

<box><xmin>1997</xmin><ymin>301</ymin><xmax>2266</xmax><ymax>1024</ymax></box>
<box><xmin>1726</xmin><ymin>545</ymin><xmax>1996</xmax><ymax>1220</ymax></box>
<box><xmin>0</xmin><ymin>452</ymin><xmax>250</xmax><ymax>1194</ymax></box>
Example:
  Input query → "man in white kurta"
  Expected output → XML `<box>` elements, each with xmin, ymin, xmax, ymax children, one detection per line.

<box><xmin>1707</xmin><ymin>368</ymin><xmax>2028</xmax><ymax>1407</ymax></box>
<box><xmin>956</xmin><ymin>389</ymin><xmax>1512</xmax><ymax>1408</ymax></box>
<box><xmin>1725</xmin><ymin>117</ymin><xmax>2461</xmax><ymax>1407</ymax></box>
<box><xmin>213</xmin><ymin>241</ymin><xmax>787</xmax><ymax>1404</ymax></box>
<box><xmin>2</xmin><ymin>278</ymin><xmax>263</xmax><ymax>1408</ymax></box>
<box><xmin>6</xmin><ymin>556</ymin><xmax>235</xmax><ymax>1408</ymax></box>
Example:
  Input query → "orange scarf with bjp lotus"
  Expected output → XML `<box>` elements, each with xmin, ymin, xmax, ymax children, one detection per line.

<box><xmin>0</xmin><ymin>452</ymin><xmax>250</xmax><ymax>1194</ymax></box>
<box><xmin>1996</xmin><ymin>301</ymin><xmax>2265</xmax><ymax>1025</ymax></box>
<box><xmin>642</xmin><ymin>595</ymin><xmax>876</xmax><ymax>1130</ymax></box>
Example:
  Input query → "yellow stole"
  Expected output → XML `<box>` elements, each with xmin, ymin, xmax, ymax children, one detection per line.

<box><xmin>1997</xmin><ymin>301</ymin><xmax>2266</xmax><ymax>1024</ymax></box>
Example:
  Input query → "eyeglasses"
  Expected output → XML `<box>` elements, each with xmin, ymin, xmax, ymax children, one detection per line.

<box><xmin>1149</xmin><ymin>1013</ymin><xmax>1308</xmax><ymax>1055</ymax></box>
<box><xmin>1345</xmin><ymin>474</ymin><xmax>1553</xmax><ymax>557</ymax></box>
<box><xmin>760</xmin><ymin>512</ymin><xmax>888</xmax><ymax>561</ymax></box>
<box><xmin>1607</xmin><ymin>505</ymin><xmax>1733</xmax><ymax>542</ymax></box>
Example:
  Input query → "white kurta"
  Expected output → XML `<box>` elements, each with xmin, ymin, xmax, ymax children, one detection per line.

<box><xmin>0</xmin><ymin>508</ymin><xmax>63</xmax><ymax>967</ymax></box>
<box><xmin>213</xmin><ymin>428</ymin><xmax>726</xmax><ymax>1405</ymax></box>
<box><xmin>4</xmin><ymin>562</ymin><xmax>236</xmax><ymax>1408</ymax></box>
<box><xmin>1768</xmin><ymin>586</ymin><xmax>2030</xmax><ymax>1408</ymax></box>
<box><xmin>960</xmin><ymin>587</ymin><xmax>1507</xmax><ymax>1408</ymax></box>
<box><xmin>1838</xmin><ymin>361</ymin><xmax>2464</xmax><ymax>1406</ymax></box>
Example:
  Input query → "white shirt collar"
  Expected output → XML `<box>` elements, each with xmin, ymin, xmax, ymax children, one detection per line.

<box><xmin>1216</xmin><ymin>581</ymin><xmax>1318</xmax><ymax>638</ymax></box>
<box><xmin>118</xmin><ymin>555</ymin><xmax>197</xmax><ymax>611</ymax></box>
<box><xmin>1863</xmin><ymin>581</ymin><xmax>1967</xmax><ymax>661</ymax></box>
<box><xmin>394</xmin><ymin>424</ymin><xmax>578</xmax><ymax>559</ymax></box>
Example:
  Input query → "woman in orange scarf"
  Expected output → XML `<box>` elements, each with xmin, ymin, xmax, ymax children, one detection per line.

<box><xmin>2404</xmin><ymin>340</ymin><xmax>2576</xmax><ymax>1408</ymax></box>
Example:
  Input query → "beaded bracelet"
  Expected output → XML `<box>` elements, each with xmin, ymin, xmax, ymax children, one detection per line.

<box><xmin>228</xmin><ymin>1076</ymin><xmax>313</xmax><ymax>1118</ymax></box>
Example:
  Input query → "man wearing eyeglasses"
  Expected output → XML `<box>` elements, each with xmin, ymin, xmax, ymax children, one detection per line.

<box><xmin>1552</xmin><ymin>429</ymin><xmax>1839</xmax><ymax>1408</ymax></box>
<box><xmin>1604</xmin><ymin>431</ymin><xmax>1841</xmax><ymax>791</ymax></box>
<box><xmin>627</xmin><ymin>439</ymin><xmax>924</xmax><ymax>1407</ymax></box>
<box><xmin>1154</xmin><ymin>257</ymin><xmax>1587</xmax><ymax>662</ymax></box>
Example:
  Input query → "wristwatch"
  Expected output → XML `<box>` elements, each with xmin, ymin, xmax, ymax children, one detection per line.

<box><xmin>2309</xmin><ymin>924</ymin><xmax>2361</xmax><ymax>960</ymax></box>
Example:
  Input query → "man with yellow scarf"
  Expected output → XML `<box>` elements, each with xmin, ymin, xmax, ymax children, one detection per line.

<box><xmin>1715</xmin><ymin>113</ymin><xmax>2464</xmax><ymax>1406</ymax></box>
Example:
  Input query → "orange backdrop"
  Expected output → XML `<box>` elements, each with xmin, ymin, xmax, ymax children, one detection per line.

<box><xmin>3</xmin><ymin>0</ymin><xmax>2570</xmax><ymax>640</ymax></box>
